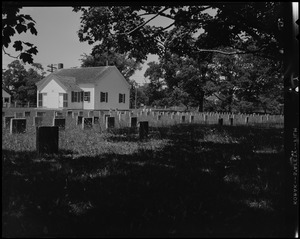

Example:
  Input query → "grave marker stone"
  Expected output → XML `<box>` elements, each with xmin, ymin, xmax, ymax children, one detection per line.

<box><xmin>93</xmin><ymin>116</ymin><xmax>99</xmax><ymax>124</ymax></box>
<box><xmin>157</xmin><ymin>115</ymin><xmax>162</xmax><ymax>120</ymax></box>
<box><xmin>4</xmin><ymin>116</ymin><xmax>14</xmax><ymax>128</ymax></box>
<box><xmin>139</xmin><ymin>121</ymin><xmax>149</xmax><ymax>140</ymax></box>
<box><xmin>36</xmin><ymin>126</ymin><xmax>59</xmax><ymax>156</ymax></box>
<box><xmin>245</xmin><ymin>116</ymin><xmax>249</xmax><ymax>124</ymax></box>
<box><xmin>181</xmin><ymin>115</ymin><xmax>186</xmax><ymax>123</ymax></box>
<box><xmin>218</xmin><ymin>118</ymin><xmax>223</xmax><ymax>126</ymax></box>
<box><xmin>76</xmin><ymin>116</ymin><xmax>83</xmax><ymax>125</ymax></box>
<box><xmin>10</xmin><ymin>118</ymin><xmax>26</xmax><ymax>134</ymax></box>
<box><xmin>230</xmin><ymin>117</ymin><xmax>234</xmax><ymax>126</ymax></box>
<box><xmin>67</xmin><ymin>111</ymin><xmax>73</xmax><ymax>117</ymax></box>
<box><xmin>53</xmin><ymin>118</ymin><xmax>66</xmax><ymax>130</ymax></box>
<box><xmin>130</xmin><ymin>117</ymin><xmax>138</xmax><ymax>128</ymax></box>
<box><xmin>106</xmin><ymin>116</ymin><xmax>115</xmax><ymax>129</ymax></box>
<box><xmin>88</xmin><ymin>111</ymin><xmax>94</xmax><ymax>117</ymax></box>
<box><xmin>33</xmin><ymin>116</ymin><xmax>43</xmax><ymax>126</ymax></box>
<box><xmin>189</xmin><ymin>115</ymin><xmax>194</xmax><ymax>123</ymax></box>
<box><xmin>82</xmin><ymin>117</ymin><xmax>93</xmax><ymax>129</ymax></box>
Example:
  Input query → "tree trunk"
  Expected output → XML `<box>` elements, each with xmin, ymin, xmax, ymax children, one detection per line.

<box><xmin>198</xmin><ymin>90</ymin><xmax>205</xmax><ymax>112</ymax></box>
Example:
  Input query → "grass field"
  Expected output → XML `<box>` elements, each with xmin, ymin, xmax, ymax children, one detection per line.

<box><xmin>2</xmin><ymin>112</ymin><xmax>289</xmax><ymax>237</ymax></box>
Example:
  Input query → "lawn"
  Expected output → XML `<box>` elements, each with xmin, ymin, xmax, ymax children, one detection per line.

<box><xmin>2</xmin><ymin>121</ymin><xmax>289</xmax><ymax>237</ymax></box>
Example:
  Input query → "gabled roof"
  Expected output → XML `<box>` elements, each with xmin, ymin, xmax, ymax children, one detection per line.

<box><xmin>2</xmin><ymin>89</ymin><xmax>11</xmax><ymax>97</ymax></box>
<box><xmin>36</xmin><ymin>66</ymin><xmax>130</xmax><ymax>90</ymax></box>
<box><xmin>36</xmin><ymin>75</ymin><xmax>82</xmax><ymax>92</ymax></box>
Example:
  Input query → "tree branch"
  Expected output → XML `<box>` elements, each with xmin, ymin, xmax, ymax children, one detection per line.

<box><xmin>119</xmin><ymin>7</ymin><xmax>170</xmax><ymax>35</ymax></box>
<box><xmin>2</xmin><ymin>47</ymin><xmax>20</xmax><ymax>59</ymax></box>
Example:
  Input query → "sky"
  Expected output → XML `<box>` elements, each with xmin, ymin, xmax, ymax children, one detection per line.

<box><xmin>2</xmin><ymin>7</ymin><xmax>174</xmax><ymax>84</ymax></box>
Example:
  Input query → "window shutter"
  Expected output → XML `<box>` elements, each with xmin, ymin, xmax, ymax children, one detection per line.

<box><xmin>81</xmin><ymin>92</ymin><xmax>83</xmax><ymax>102</ymax></box>
<box><xmin>123</xmin><ymin>94</ymin><xmax>125</xmax><ymax>103</ymax></box>
<box><xmin>119</xmin><ymin>93</ymin><xmax>122</xmax><ymax>103</ymax></box>
<box><xmin>71</xmin><ymin>91</ymin><xmax>74</xmax><ymax>102</ymax></box>
<box><xmin>105</xmin><ymin>92</ymin><xmax>108</xmax><ymax>102</ymax></box>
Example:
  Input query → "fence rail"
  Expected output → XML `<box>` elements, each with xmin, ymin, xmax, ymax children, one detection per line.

<box><xmin>3</xmin><ymin>102</ymin><xmax>37</xmax><ymax>108</ymax></box>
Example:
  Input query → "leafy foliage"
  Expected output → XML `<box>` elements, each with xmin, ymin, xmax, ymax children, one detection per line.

<box><xmin>2</xmin><ymin>60</ymin><xmax>45</xmax><ymax>103</ymax></box>
<box><xmin>2</xmin><ymin>3</ymin><xmax>38</xmax><ymax>64</ymax></box>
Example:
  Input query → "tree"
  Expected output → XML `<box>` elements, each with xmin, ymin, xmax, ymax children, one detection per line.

<box><xmin>2</xmin><ymin>60</ymin><xmax>45</xmax><ymax>104</ymax></box>
<box><xmin>2</xmin><ymin>3</ymin><xmax>38</xmax><ymax>64</ymax></box>
<box><xmin>73</xmin><ymin>3</ymin><xmax>284</xmax><ymax>63</ymax></box>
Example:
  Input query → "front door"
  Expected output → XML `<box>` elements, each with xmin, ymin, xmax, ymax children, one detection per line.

<box><xmin>58</xmin><ymin>93</ymin><xmax>64</xmax><ymax>108</ymax></box>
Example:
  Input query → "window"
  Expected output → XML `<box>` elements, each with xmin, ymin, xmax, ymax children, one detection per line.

<box><xmin>119</xmin><ymin>93</ymin><xmax>126</xmax><ymax>103</ymax></box>
<box><xmin>4</xmin><ymin>97</ymin><xmax>9</xmax><ymax>103</ymax></box>
<box><xmin>100</xmin><ymin>92</ymin><xmax>108</xmax><ymax>102</ymax></box>
<box><xmin>63</xmin><ymin>93</ymin><xmax>68</xmax><ymax>107</ymax></box>
<box><xmin>71</xmin><ymin>91</ymin><xmax>83</xmax><ymax>103</ymax></box>
<box><xmin>38</xmin><ymin>93</ymin><xmax>43</xmax><ymax>107</ymax></box>
<box><xmin>84</xmin><ymin>92</ymin><xmax>90</xmax><ymax>102</ymax></box>
<box><xmin>38</xmin><ymin>93</ymin><xmax>46</xmax><ymax>107</ymax></box>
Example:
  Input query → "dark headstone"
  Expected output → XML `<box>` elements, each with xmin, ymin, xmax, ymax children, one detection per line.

<box><xmin>130</xmin><ymin>117</ymin><xmax>138</xmax><ymax>128</ymax></box>
<box><xmin>36</xmin><ymin>126</ymin><xmax>59</xmax><ymax>156</ymax></box>
<box><xmin>76</xmin><ymin>116</ymin><xmax>83</xmax><ymax>125</ymax></box>
<box><xmin>33</xmin><ymin>116</ymin><xmax>43</xmax><ymax>126</ymax></box>
<box><xmin>190</xmin><ymin>115</ymin><xmax>194</xmax><ymax>123</ymax></box>
<box><xmin>4</xmin><ymin>116</ymin><xmax>14</xmax><ymax>129</ymax></box>
<box><xmin>230</xmin><ymin>117</ymin><xmax>234</xmax><ymax>126</ymax></box>
<box><xmin>157</xmin><ymin>115</ymin><xmax>162</xmax><ymax>120</ymax></box>
<box><xmin>139</xmin><ymin>121</ymin><xmax>149</xmax><ymax>140</ymax></box>
<box><xmin>53</xmin><ymin>118</ymin><xmax>66</xmax><ymax>130</ymax></box>
<box><xmin>218</xmin><ymin>118</ymin><xmax>223</xmax><ymax>126</ymax></box>
<box><xmin>82</xmin><ymin>117</ymin><xmax>93</xmax><ymax>129</ymax></box>
<box><xmin>106</xmin><ymin>117</ymin><xmax>115</xmax><ymax>129</ymax></box>
<box><xmin>181</xmin><ymin>115</ymin><xmax>186</xmax><ymax>123</ymax></box>
<box><xmin>10</xmin><ymin>118</ymin><xmax>26</xmax><ymax>134</ymax></box>
<box><xmin>25</xmin><ymin>111</ymin><xmax>31</xmax><ymax>117</ymax></box>
<box><xmin>245</xmin><ymin>116</ymin><xmax>249</xmax><ymax>124</ymax></box>
<box><xmin>93</xmin><ymin>116</ymin><xmax>99</xmax><ymax>124</ymax></box>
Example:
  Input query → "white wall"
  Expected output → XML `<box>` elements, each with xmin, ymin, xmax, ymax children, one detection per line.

<box><xmin>94</xmin><ymin>69</ymin><xmax>130</xmax><ymax>110</ymax></box>
<box><xmin>79</xmin><ymin>84</ymin><xmax>95</xmax><ymax>110</ymax></box>
<box><xmin>40</xmin><ymin>79</ymin><xmax>66</xmax><ymax>108</ymax></box>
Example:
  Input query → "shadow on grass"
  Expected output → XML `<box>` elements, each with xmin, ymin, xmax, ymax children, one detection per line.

<box><xmin>2</xmin><ymin>124</ymin><xmax>288</xmax><ymax>237</ymax></box>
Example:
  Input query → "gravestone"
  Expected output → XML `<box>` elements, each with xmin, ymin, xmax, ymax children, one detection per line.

<box><xmin>245</xmin><ymin>116</ymin><xmax>249</xmax><ymax>124</ymax></box>
<box><xmin>204</xmin><ymin>115</ymin><xmax>208</xmax><ymax>124</ymax></box>
<box><xmin>67</xmin><ymin>111</ymin><xmax>73</xmax><ymax>117</ymax></box>
<box><xmin>72</xmin><ymin>112</ymin><xmax>78</xmax><ymax>118</ymax></box>
<box><xmin>53</xmin><ymin>118</ymin><xmax>66</xmax><ymax>130</ymax></box>
<box><xmin>25</xmin><ymin>111</ymin><xmax>31</xmax><ymax>117</ymax></box>
<box><xmin>14</xmin><ymin>112</ymin><xmax>24</xmax><ymax>118</ymax></box>
<box><xmin>106</xmin><ymin>116</ymin><xmax>115</xmax><ymax>129</ymax></box>
<box><xmin>36</xmin><ymin>126</ymin><xmax>59</xmax><ymax>156</ymax></box>
<box><xmin>139</xmin><ymin>121</ymin><xmax>149</xmax><ymax>140</ymax></box>
<box><xmin>218</xmin><ymin>118</ymin><xmax>223</xmax><ymax>126</ymax></box>
<box><xmin>88</xmin><ymin>111</ymin><xmax>94</xmax><ymax>117</ymax></box>
<box><xmin>93</xmin><ymin>116</ymin><xmax>99</xmax><ymax>124</ymax></box>
<box><xmin>230</xmin><ymin>117</ymin><xmax>234</xmax><ymax>126</ymax></box>
<box><xmin>4</xmin><ymin>116</ymin><xmax>14</xmax><ymax>129</ymax></box>
<box><xmin>82</xmin><ymin>117</ymin><xmax>93</xmax><ymax>129</ymax></box>
<box><xmin>190</xmin><ymin>115</ymin><xmax>194</xmax><ymax>123</ymax></box>
<box><xmin>10</xmin><ymin>118</ymin><xmax>26</xmax><ymax>134</ymax></box>
<box><xmin>36</xmin><ymin>111</ymin><xmax>46</xmax><ymax>117</ymax></box>
<box><xmin>130</xmin><ymin>117</ymin><xmax>138</xmax><ymax>128</ymax></box>
<box><xmin>76</xmin><ymin>116</ymin><xmax>83</xmax><ymax>125</ymax></box>
<box><xmin>181</xmin><ymin>115</ymin><xmax>186</xmax><ymax>123</ymax></box>
<box><xmin>157</xmin><ymin>115</ymin><xmax>162</xmax><ymax>120</ymax></box>
<box><xmin>33</xmin><ymin>116</ymin><xmax>43</xmax><ymax>126</ymax></box>
<box><xmin>103</xmin><ymin>114</ymin><xmax>110</xmax><ymax>124</ymax></box>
